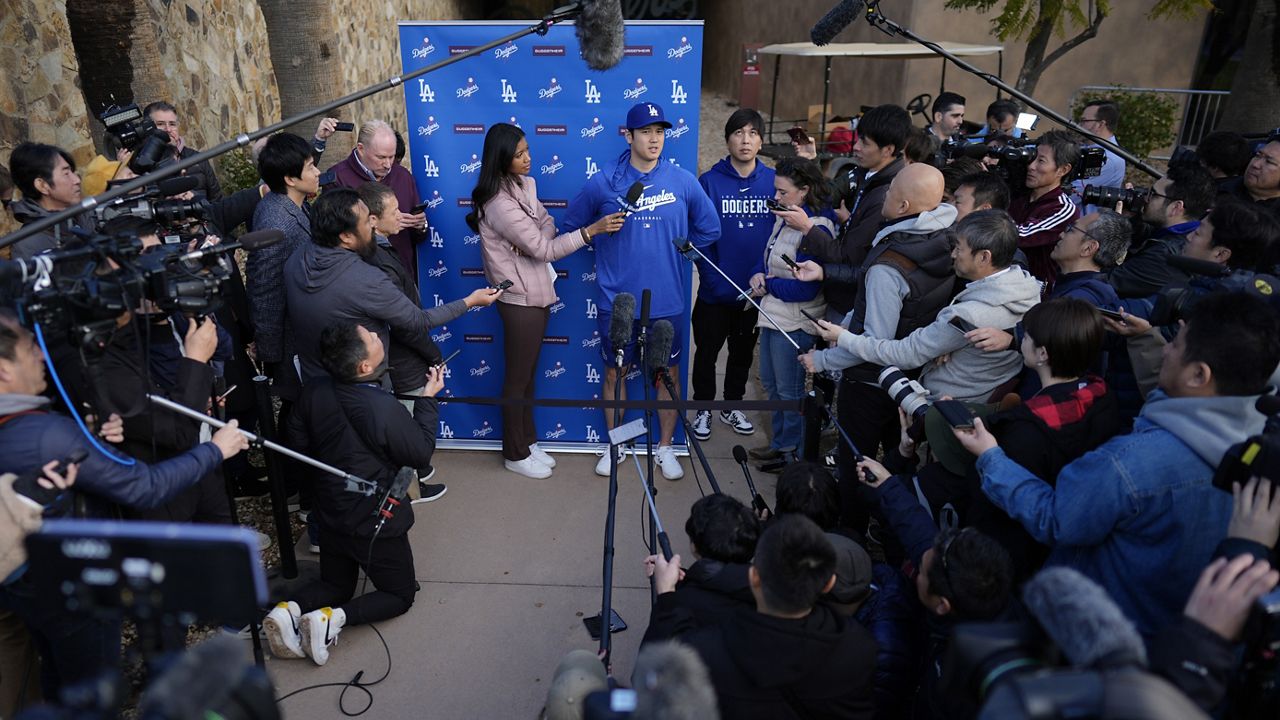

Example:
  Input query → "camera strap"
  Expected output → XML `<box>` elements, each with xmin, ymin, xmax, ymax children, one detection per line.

<box><xmin>0</xmin><ymin>410</ymin><xmax>47</xmax><ymax>428</ymax></box>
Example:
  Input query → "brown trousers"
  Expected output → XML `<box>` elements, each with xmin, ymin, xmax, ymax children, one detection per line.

<box><xmin>498</xmin><ymin>302</ymin><xmax>551</xmax><ymax>460</ymax></box>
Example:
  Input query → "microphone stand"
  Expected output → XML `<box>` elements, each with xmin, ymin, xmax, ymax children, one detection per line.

<box><xmin>0</xmin><ymin>4</ymin><xmax>587</xmax><ymax>249</ymax></box>
<box><xmin>629</xmin><ymin>452</ymin><xmax>674</xmax><ymax>561</ymax></box>
<box><xmin>595</xmin><ymin>342</ymin><xmax>628</xmax><ymax>668</ymax></box>
<box><xmin>673</xmin><ymin>240</ymin><xmax>803</xmax><ymax>352</ymax></box>
<box><xmin>652</xmin><ymin>367</ymin><xmax>723</xmax><ymax>495</ymax></box>
<box><xmin>636</xmin><ymin>290</ymin><xmax>658</xmax><ymax>604</ymax></box>
<box><xmin>860</xmin><ymin>0</ymin><xmax>1160</xmax><ymax>179</ymax></box>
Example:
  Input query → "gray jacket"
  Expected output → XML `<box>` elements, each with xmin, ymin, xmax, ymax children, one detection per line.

<box><xmin>284</xmin><ymin>240</ymin><xmax>466</xmax><ymax>381</ymax></box>
<box><xmin>9</xmin><ymin>198</ymin><xmax>92</xmax><ymax>260</ymax></box>
<box><xmin>832</xmin><ymin>265</ymin><xmax>1041</xmax><ymax>402</ymax></box>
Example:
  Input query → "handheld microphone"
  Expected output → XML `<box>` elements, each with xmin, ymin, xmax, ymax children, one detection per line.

<box><xmin>671</xmin><ymin>236</ymin><xmax>694</xmax><ymax>258</ymax></box>
<box><xmin>621</xmin><ymin>181</ymin><xmax>645</xmax><ymax>216</ymax></box>
<box><xmin>176</xmin><ymin>228</ymin><xmax>283</xmax><ymax>263</ymax></box>
<box><xmin>637</xmin><ymin>288</ymin><xmax>653</xmax><ymax>362</ymax></box>
<box><xmin>575</xmin><ymin>0</ymin><xmax>626</xmax><ymax>71</ymax></box>
<box><xmin>732</xmin><ymin>445</ymin><xmax>770</xmax><ymax>516</ymax></box>
<box><xmin>645</xmin><ymin>319</ymin><xmax>674</xmax><ymax>381</ymax></box>
<box><xmin>1022</xmin><ymin>566</ymin><xmax>1148</xmax><ymax>669</ymax></box>
<box><xmin>609</xmin><ymin>292</ymin><xmax>636</xmax><ymax>368</ymax></box>
<box><xmin>811</xmin><ymin>0</ymin><xmax>865</xmax><ymax>46</ymax></box>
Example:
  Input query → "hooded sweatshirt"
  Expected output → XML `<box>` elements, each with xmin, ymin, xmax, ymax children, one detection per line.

<box><xmin>563</xmin><ymin>151</ymin><xmax>721</xmax><ymax>318</ymax></box>
<box><xmin>9</xmin><ymin>198</ymin><xmax>91</xmax><ymax>260</ymax></box>
<box><xmin>829</xmin><ymin>265</ymin><xmax>1041</xmax><ymax>402</ymax></box>
<box><xmin>696</xmin><ymin>157</ymin><xmax>776</xmax><ymax>303</ymax></box>
<box><xmin>976</xmin><ymin>388</ymin><xmax>1270</xmax><ymax>636</ymax></box>
<box><xmin>283</xmin><ymin>241</ymin><xmax>467</xmax><ymax>380</ymax></box>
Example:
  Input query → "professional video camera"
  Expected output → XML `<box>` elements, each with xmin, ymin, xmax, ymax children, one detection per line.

<box><xmin>1</xmin><ymin>228</ymin><xmax>280</xmax><ymax>353</ymax></box>
<box><xmin>942</xmin><ymin>136</ymin><xmax>1105</xmax><ymax>189</ymax></box>
<box><xmin>1082</xmin><ymin>184</ymin><xmax>1151</xmax><ymax>214</ymax></box>
<box><xmin>92</xmin><ymin>176</ymin><xmax>208</xmax><ymax>232</ymax></box>
<box><xmin>98</xmin><ymin>102</ymin><xmax>174</xmax><ymax>175</ymax></box>
<box><xmin>1149</xmin><ymin>256</ymin><xmax>1279</xmax><ymax>327</ymax></box>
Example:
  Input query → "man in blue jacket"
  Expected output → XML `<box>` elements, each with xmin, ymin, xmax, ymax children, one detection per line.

<box><xmin>691</xmin><ymin>109</ymin><xmax>774</xmax><ymax>443</ymax></box>
<box><xmin>564</xmin><ymin>102</ymin><xmax>721</xmax><ymax>480</ymax></box>
<box><xmin>955</xmin><ymin>291</ymin><xmax>1280</xmax><ymax>637</ymax></box>
<box><xmin>0</xmin><ymin>310</ymin><xmax>248</xmax><ymax>695</ymax></box>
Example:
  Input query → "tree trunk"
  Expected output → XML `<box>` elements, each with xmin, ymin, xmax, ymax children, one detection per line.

<box><xmin>1220</xmin><ymin>0</ymin><xmax>1280</xmax><ymax>134</ymax></box>
<box><xmin>255</xmin><ymin>0</ymin><xmax>348</xmax><ymax>158</ymax></box>
<box><xmin>1015</xmin><ymin>15</ymin><xmax>1057</xmax><ymax>96</ymax></box>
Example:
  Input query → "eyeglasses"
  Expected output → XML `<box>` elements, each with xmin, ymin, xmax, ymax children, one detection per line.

<box><xmin>938</xmin><ymin>527</ymin><xmax>974</xmax><ymax>595</ymax></box>
<box><xmin>1064</xmin><ymin>222</ymin><xmax>1101</xmax><ymax>242</ymax></box>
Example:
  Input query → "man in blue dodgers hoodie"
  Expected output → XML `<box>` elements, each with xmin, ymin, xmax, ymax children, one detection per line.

<box><xmin>691</xmin><ymin>108</ymin><xmax>775</xmax><ymax>443</ymax></box>
<box><xmin>954</xmin><ymin>291</ymin><xmax>1280</xmax><ymax>638</ymax></box>
<box><xmin>564</xmin><ymin>102</ymin><xmax>721</xmax><ymax>480</ymax></box>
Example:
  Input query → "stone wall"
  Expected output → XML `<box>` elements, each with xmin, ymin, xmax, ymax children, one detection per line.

<box><xmin>0</xmin><ymin>0</ymin><xmax>94</xmax><ymax>167</ymax></box>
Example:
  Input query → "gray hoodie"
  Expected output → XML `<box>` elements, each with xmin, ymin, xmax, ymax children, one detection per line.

<box><xmin>1141</xmin><ymin>389</ymin><xmax>1270</xmax><ymax>467</ymax></box>
<box><xmin>832</xmin><ymin>265</ymin><xmax>1042</xmax><ymax>402</ymax></box>
<box><xmin>283</xmin><ymin>241</ymin><xmax>466</xmax><ymax>380</ymax></box>
<box><xmin>9</xmin><ymin>198</ymin><xmax>91</xmax><ymax>260</ymax></box>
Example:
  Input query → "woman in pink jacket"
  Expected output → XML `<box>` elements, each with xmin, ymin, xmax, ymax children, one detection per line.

<box><xmin>466</xmin><ymin>123</ymin><xmax>624</xmax><ymax>478</ymax></box>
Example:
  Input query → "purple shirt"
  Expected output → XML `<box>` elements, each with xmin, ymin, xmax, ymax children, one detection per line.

<box><xmin>332</xmin><ymin>150</ymin><xmax>424</xmax><ymax>278</ymax></box>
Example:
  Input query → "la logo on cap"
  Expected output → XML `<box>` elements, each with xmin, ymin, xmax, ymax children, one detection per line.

<box><xmin>648</xmin><ymin>104</ymin><xmax>658</xmax><ymax>117</ymax></box>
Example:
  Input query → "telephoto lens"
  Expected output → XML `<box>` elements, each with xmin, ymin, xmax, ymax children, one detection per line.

<box><xmin>878</xmin><ymin>365</ymin><xmax>931</xmax><ymax>420</ymax></box>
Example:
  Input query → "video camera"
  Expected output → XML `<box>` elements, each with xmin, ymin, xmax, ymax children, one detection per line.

<box><xmin>98</xmin><ymin>102</ymin><xmax>175</xmax><ymax>175</ymax></box>
<box><xmin>1149</xmin><ymin>256</ymin><xmax>1279</xmax><ymax>327</ymax></box>
<box><xmin>942</xmin><ymin>136</ymin><xmax>1105</xmax><ymax>189</ymax></box>
<box><xmin>93</xmin><ymin>175</ymin><xmax>208</xmax><ymax>231</ymax></box>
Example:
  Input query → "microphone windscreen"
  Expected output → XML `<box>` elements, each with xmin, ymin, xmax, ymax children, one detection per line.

<box><xmin>237</xmin><ymin>228</ymin><xmax>285</xmax><ymax>251</ymax></box>
<box><xmin>646</xmin><ymin>319</ymin><xmax>674</xmax><ymax>375</ymax></box>
<box><xmin>625</xmin><ymin>180</ymin><xmax>644</xmax><ymax>207</ymax></box>
<box><xmin>156</xmin><ymin>175</ymin><xmax>200</xmax><ymax>197</ymax></box>
<box><xmin>1022</xmin><ymin>566</ymin><xmax>1147</xmax><ymax>669</ymax></box>
<box><xmin>810</xmin><ymin>0</ymin><xmax>863</xmax><ymax>46</ymax></box>
<box><xmin>138</xmin><ymin>635</ymin><xmax>250</xmax><ymax>718</ymax></box>
<box><xmin>610</xmin><ymin>292</ymin><xmax>636</xmax><ymax>348</ymax></box>
<box><xmin>732</xmin><ymin>445</ymin><xmax>749</xmax><ymax>464</ymax></box>
<box><xmin>576</xmin><ymin>0</ymin><xmax>626</xmax><ymax>71</ymax></box>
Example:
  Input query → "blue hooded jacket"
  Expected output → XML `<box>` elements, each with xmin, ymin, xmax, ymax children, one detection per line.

<box><xmin>564</xmin><ymin>151</ymin><xmax>720</xmax><ymax>318</ymax></box>
<box><xmin>696</xmin><ymin>157</ymin><xmax>776</xmax><ymax>303</ymax></box>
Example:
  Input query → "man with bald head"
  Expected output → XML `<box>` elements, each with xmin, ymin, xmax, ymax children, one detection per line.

<box><xmin>331</xmin><ymin>120</ymin><xmax>426</xmax><ymax>277</ymax></box>
<box><xmin>794</xmin><ymin>162</ymin><xmax>958</xmax><ymax>531</ymax></box>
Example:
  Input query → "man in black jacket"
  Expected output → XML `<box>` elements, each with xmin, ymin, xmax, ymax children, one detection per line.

<box><xmin>648</xmin><ymin>514</ymin><xmax>876</xmax><ymax>720</ymax></box>
<box><xmin>266</xmin><ymin>321</ymin><xmax>443</xmax><ymax>666</ymax></box>
<box><xmin>1107</xmin><ymin>162</ymin><xmax>1216</xmax><ymax>299</ymax></box>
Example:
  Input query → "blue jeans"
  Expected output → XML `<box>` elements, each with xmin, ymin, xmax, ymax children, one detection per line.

<box><xmin>758</xmin><ymin>328</ymin><xmax>816</xmax><ymax>452</ymax></box>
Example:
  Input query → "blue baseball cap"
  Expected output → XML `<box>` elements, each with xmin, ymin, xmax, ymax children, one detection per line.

<box><xmin>625</xmin><ymin>102</ymin><xmax>672</xmax><ymax>130</ymax></box>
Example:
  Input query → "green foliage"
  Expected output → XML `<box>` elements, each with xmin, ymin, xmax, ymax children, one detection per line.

<box><xmin>216</xmin><ymin>148</ymin><xmax>260</xmax><ymax>196</ymax></box>
<box><xmin>1071</xmin><ymin>87</ymin><xmax>1179</xmax><ymax>163</ymax></box>
<box><xmin>944</xmin><ymin>0</ymin><xmax>1208</xmax><ymax>40</ymax></box>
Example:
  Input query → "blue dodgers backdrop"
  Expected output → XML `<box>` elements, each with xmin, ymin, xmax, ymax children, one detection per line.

<box><xmin>398</xmin><ymin>20</ymin><xmax>704</xmax><ymax>449</ymax></box>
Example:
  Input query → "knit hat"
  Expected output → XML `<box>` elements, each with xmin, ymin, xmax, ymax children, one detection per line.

<box><xmin>81</xmin><ymin>155</ymin><xmax>122</xmax><ymax>198</ymax></box>
<box><xmin>825</xmin><ymin>532</ymin><xmax>873</xmax><ymax>604</ymax></box>
<box><xmin>545</xmin><ymin>649</ymin><xmax>607</xmax><ymax>720</ymax></box>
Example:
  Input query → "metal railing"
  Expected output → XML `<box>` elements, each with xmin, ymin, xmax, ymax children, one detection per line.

<box><xmin>1071</xmin><ymin>85</ymin><xmax>1230</xmax><ymax>159</ymax></box>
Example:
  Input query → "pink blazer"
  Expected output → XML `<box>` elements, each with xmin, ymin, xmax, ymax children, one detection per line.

<box><xmin>478</xmin><ymin>176</ymin><xmax>589</xmax><ymax>308</ymax></box>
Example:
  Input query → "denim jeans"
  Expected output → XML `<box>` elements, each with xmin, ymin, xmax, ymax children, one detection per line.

<box><xmin>758</xmin><ymin>328</ymin><xmax>816</xmax><ymax>451</ymax></box>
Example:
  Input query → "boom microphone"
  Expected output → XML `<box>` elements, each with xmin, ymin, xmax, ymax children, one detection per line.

<box><xmin>177</xmin><ymin>228</ymin><xmax>283</xmax><ymax>263</ymax></box>
<box><xmin>646</xmin><ymin>319</ymin><xmax>674</xmax><ymax>379</ymax></box>
<box><xmin>1022</xmin><ymin>566</ymin><xmax>1148</xmax><ymax>669</ymax></box>
<box><xmin>810</xmin><ymin>0</ymin><xmax>865</xmax><ymax>46</ymax></box>
<box><xmin>609</xmin><ymin>292</ymin><xmax>636</xmax><ymax>368</ymax></box>
<box><xmin>575</xmin><ymin>0</ymin><xmax>626</xmax><ymax>71</ymax></box>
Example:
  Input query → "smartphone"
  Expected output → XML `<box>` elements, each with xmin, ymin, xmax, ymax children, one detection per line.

<box><xmin>765</xmin><ymin>198</ymin><xmax>788</xmax><ymax>212</ymax></box>
<box><xmin>786</xmin><ymin>126</ymin><xmax>813</xmax><ymax>145</ymax></box>
<box><xmin>1096</xmin><ymin>307</ymin><xmax>1125</xmax><ymax>322</ymax></box>
<box><xmin>318</xmin><ymin>169</ymin><xmax>338</xmax><ymax>186</ymax></box>
<box><xmin>934</xmin><ymin>399</ymin><xmax>976</xmax><ymax>430</ymax></box>
<box><xmin>780</xmin><ymin>253</ymin><xmax>800</xmax><ymax>271</ymax></box>
<box><xmin>583</xmin><ymin>609</ymin><xmax>628</xmax><ymax>640</ymax></box>
<box><xmin>799</xmin><ymin>308</ymin><xmax>822</xmax><ymax>325</ymax></box>
<box><xmin>12</xmin><ymin>449</ymin><xmax>89</xmax><ymax>506</ymax></box>
<box><xmin>335</xmin><ymin>121</ymin><xmax>355</xmax><ymax>132</ymax></box>
<box><xmin>949</xmin><ymin>316</ymin><xmax>976</xmax><ymax>333</ymax></box>
<box><xmin>491</xmin><ymin>279</ymin><xmax>513</xmax><ymax>292</ymax></box>
<box><xmin>434</xmin><ymin>348</ymin><xmax>462</xmax><ymax>368</ymax></box>
<box><xmin>409</xmin><ymin>201</ymin><xmax>429</xmax><ymax>215</ymax></box>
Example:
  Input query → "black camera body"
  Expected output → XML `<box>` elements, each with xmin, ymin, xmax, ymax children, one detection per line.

<box><xmin>1149</xmin><ymin>257</ymin><xmax>1278</xmax><ymax>327</ymax></box>
<box><xmin>941</xmin><ymin>137</ymin><xmax>1104</xmax><ymax>189</ymax></box>
<box><xmin>93</xmin><ymin>184</ymin><xmax>207</xmax><ymax>230</ymax></box>
<box><xmin>98</xmin><ymin>102</ymin><xmax>174</xmax><ymax>175</ymax></box>
<box><xmin>1082</xmin><ymin>184</ymin><xmax>1152</xmax><ymax>214</ymax></box>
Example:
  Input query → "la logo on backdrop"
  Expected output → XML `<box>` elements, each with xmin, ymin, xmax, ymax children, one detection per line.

<box><xmin>399</xmin><ymin>19</ymin><xmax>703</xmax><ymax>449</ymax></box>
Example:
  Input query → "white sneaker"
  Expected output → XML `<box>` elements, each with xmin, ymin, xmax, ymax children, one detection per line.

<box><xmin>505</xmin><ymin>456</ymin><xmax>552</xmax><ymax>479</ymax></box>
<box><xmin>299</xmin><ymin>607</ymin><xmax>345</xmax><ymax>666</ymax></box>
<box><xmin>595</xmin><ymin>445</ymin><xmax>626</xmax><ymax>477</ymax></box>
<box><xmin>263</xmin><ymin>601</ymin><xmax>304</xmax><ymax>659</ymax></box>
<box><xmin>655</xmin><ymin>445</ymin><xmax>684</xmax><ymax>481</ymax></box>
<box><xmin>692</xmin><ymin>410</ymin><xmax>712</xmax><ymax>440</ymax></box>
<box><xmin>528</xmin><ymin>443</ymin><xmax>556</xmax><ymax>468</ymax></box>
<box><xmin>719</xmin><ymin>410</ymin><xmax>755</xmax><ymax>435</ymax></box>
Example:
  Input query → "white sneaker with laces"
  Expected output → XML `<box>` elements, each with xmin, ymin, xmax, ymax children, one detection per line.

<box><xmin>595</xmin><ymin>445</ymin><xmax>626</xmax><ymax>477</ymax></box>
<box><xmin>655</xmin><ymin>445</ymin><xmax>684</xmax><ymax>481</ymax></box>
<box><xmin>692</xmin><ymin>410</ymin><xmax>712</xmax><ymax>440</ymax></box>
<box><xmin>719</xmin><ymin>410</ymin><xmax>755</xmax><ymax>435</ymax></box>
<box><xmin>528</xmin><ymin>443</ymin><xmax>556</xmax><ymax>468</ymax></box>
<box><xmin>505</xmin><ymin>456</ymin><xmax>552</xmax><ymax>479</ymax></box>
<box><xmin>299</xmin><ymin>607</ymin><xmax>345</xmax><ymax>666</ymax></box>
<box><xmin>263</xmin><ymin>601</ymin><xmax>304</xmax><ymax>659</ymax></box>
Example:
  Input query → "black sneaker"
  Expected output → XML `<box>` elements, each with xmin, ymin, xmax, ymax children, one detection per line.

<box><xmin>412</xmin><ymin>482</ymin><xmax>447</xmax><ymax>504</ymax></box>
<box><xmin>419</xmin><ymin>466</ymin><xmax>436</xmax><ymax>482</ymax></box>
